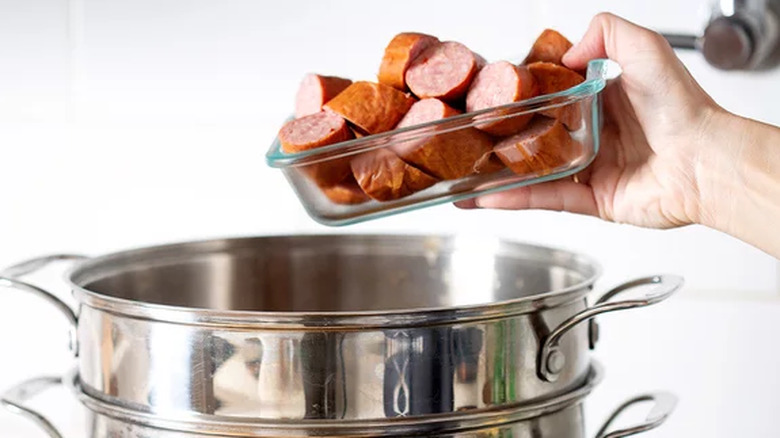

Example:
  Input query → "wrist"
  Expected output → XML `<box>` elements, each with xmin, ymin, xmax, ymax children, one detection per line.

<box><xmin>694</xmin><ymin>108</ymin><xmax>743</xmax><ymax>233</ymax></box>
<box><xmin>695</xmin><ymin>108</ymin><xmax>780</xmax><ymax>256</ymax></box>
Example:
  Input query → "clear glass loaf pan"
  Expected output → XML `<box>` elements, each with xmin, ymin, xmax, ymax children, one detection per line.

<box><xmin>267</xmin><ymin>59</ymin><xmax>622</xmax><ymax>226</ymax></box>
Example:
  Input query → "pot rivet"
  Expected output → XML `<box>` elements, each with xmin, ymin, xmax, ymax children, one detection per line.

<box><xmin>546</xmin><ymin>350</ymin><xmax>566</xmax><ymax>374</ymax></box>
<box><xmin>590</xmin><ymin>320</ymin><xmax>600</xmax><ymax>348</ymax></box>
<box><xmin>68</xmin><ymin>328</ymin><xmax>78</xmax><ymax>356</ymax></box>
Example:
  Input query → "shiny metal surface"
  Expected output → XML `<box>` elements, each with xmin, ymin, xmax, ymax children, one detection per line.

<box><xmin>539</xmin><ymin>275</ymin><xmax>682</xmax><ymax>382</ymax></box>
<box><xmin>0</xmin><ymin>254</ymin><xmax>84</xmax><ymax>355</ymax></box>
<box><xmin>701</xmin><ymin>15</ymin><xmax>755</xmax><ymax>69</ymax></box>
<box><xmin>0</xmin><ymin>376</ymin><xmax>64</xmax><ymax>438</ymax></box>
<box><xmin>1</xmin><ymin>254</ymin><xmax>88</xmax><ymax>279</ymax></box>
<box><xmin>661</xmin><ymin>33</ymin><xmax>699</xmax><ymax>49</ymax></box>
<box><xmin>0</xmin><ymin>366</ymin><xmax>677</xmax><ymax>438</ymax></box>
<box><xmin>662</xmin><ymin>0</ymin><xmax>780</xmax><ymax>70</ymax></box>
<box><xmin>2</xmin><ymin>235</ymin><xmax>680</xmax><ymax>422</ymax></box>
<box><xmin>596</xmin><ymin>392</ymin><xmax>678</xmax><ymax>438</ymax></box>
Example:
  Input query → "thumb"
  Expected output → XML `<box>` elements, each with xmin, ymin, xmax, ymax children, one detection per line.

<box><xmin>562</xmin><ymin>12</ymin><xmax>671</xmax><ymax>71</ymax></box>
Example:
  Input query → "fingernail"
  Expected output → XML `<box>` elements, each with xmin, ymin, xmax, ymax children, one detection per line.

<box><xmin>454</xmin><ymin>199</ymin><xmax>478</xmax><ymax>209</ymax></box>
<box><xmin>561</xmin><ymin>47</ymin><xmax>576</xmax><ymax>64</ymax></box>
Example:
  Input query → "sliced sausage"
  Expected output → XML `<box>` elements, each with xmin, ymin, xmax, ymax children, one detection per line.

<box><xmin>392</xmin><ymin>98</ymin><xmax>497</xmax><ymax>179</ymax></box>
<box><xmin>279</xmin><ymin>111</ymin><xmax>352</xmax><ymax>153</ymax></box>
<box><xmin>321</xmin><ymin>175</ymin><xmax>370</xmax><ymax>205</ymax></box>
<box><xmin>528</xmin><ymin>62</ymin><xmax>585</xmax><ymax>93</ymax></box>
<box><xmin>405</xmin><ymin>41</ymin><xmax>485</xmax><ymax>103</ymax></box>
<box><xmin>324</xmin><ymin>81</ymin><xmax>416</xmax><ymax>135</ymax></box>
<box><xmin>465</xmin><ymin>61</ymin><xmax>539</xmax><ymax>136</ymax></box>
<box><xmin>527</xmin><ymin>62</ymin><xmax>585</xmax><ymax>130</ymax></box>
<box><xmin>523</xmin><ymin>29</ymin><xmax>573</xmax><ymax>65</ymax></box>
<box><xmin>279</xmin><ymin>111</ymin><xmax>353</xmax><ymax>153</ymax></box>
<box><xmin>350</xmin><ymin>149</ymin><xmax>438</xmax><ymax>201</ymax></box>
<box><xmin>294</xmin><ymin>74</ymin><xmax>353</xmax><ymax>118</ymax></box>
<box><xmin>493</xmin><ymin>116</ymin><xmax>582</xmax><ymax>176</ymax></box>
<box><xmin>378</xmin><ymin>32</ymin><xmax>440</xmax><ymax>91</ymax></box>
<box><xmin>278</xmin><ymin>111</ymin><xmax>355</xmax><ymax>185</ymax></box>
<box><xmin>473</xmin><ymin>152</ymin><xmax>506</xmax><ymax>174</ymax></box>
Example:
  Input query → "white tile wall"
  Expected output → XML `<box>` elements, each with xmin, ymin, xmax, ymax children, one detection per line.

<box><xmin>1</xmin><ymin>0</ymin><xmax>779</xmax><ymax>436</ymax></box>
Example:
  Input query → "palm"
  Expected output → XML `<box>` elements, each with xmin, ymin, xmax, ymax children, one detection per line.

<box><xmin>464</xmin><ymin>82</ymin><xmax>704</xmax><ymax>229</ymax></box>
<box><xmin>584</xmin><ymin>86</ymin><xmax>699</xmax><ymax>228</ymax></box>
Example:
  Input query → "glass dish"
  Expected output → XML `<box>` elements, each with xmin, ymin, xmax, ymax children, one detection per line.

<box><xmin>266</xmin><ymin>59</ymin><xmax>621</xmax><ymax>226</ymax></box>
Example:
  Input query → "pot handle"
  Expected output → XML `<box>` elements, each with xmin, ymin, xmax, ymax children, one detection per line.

<box><xmin>595</xmin><ymin>392</ymin><xmax>678</xmax><ymax>438</ymax></box>
<box><xmin>0</xmin><ymin>254</ymin><xmax>88</xmax><ymax>356</ymax></box>
<box><xmin>539</xmin><ymin>275</ymin><xmax>683</xmax><ymax>382</ymax></box>
<box><xmin>1</xmin><ymin>376</ymin><xmax>65</xmax><ymax>438</ymax></box>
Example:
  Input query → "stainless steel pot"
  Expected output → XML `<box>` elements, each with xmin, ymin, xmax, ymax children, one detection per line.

<box><xmin>2</xmin><ymin>364</ymin><xmax>678</xmax><ymax>438</ymax></box>
<box><xmin>0</xmin><ymin>235</ymin><xmax>682</xmax><ymax>422</ymax></box>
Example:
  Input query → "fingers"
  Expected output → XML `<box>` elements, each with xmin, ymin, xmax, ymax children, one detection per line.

<box><xmin>562</xmin><ymin>12</ymin><xmax>673</xmax><ymax>70</ymax></box>
<box><xmin>454</xmin><ymin>198</ymin><xmax>478</xmax><ymax>209</ymax></box>
<box><xmin>561</xmin><ymin>13</ymin><xmax>612</xmax><ymax>70</ymax></box>
<box><xmin>455</xmin><ymin>179</ymin><xmax>600</xmax><ymax>217</ymax></box>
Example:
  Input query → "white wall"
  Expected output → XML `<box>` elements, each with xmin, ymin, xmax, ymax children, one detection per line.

<box><xmin>1</xmin><ymin>0</ymin><xmax>779</xmax><ymax>436</ymax></box>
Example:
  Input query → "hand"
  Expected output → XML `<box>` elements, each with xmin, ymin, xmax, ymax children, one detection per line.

<box><xmin>457</xmin><ymin>13</ymin><xmax>723</xmax><ymax>229</ymax></box>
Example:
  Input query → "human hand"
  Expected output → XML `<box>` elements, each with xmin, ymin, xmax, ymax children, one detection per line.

<box><xmin>457</xmin><ymin>13</ymin><xmax>724</xmax><ymax>229</ymax></box>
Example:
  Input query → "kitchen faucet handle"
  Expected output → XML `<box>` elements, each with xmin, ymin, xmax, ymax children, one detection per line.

<box><xmin>661</xmin><ymin>0</ymin><xmax>780</xmax><ymax>70</ymax></box>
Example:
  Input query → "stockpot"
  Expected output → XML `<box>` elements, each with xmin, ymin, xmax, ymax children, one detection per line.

<box><xmin>2</xmin><ymin>363</ymin><xmax>678</xmax><ymax>437</ymax></box>
<box><xmin>0</xmin><ymin>235</ymin><xmax>682</xmax><ymax>422</ymax></box>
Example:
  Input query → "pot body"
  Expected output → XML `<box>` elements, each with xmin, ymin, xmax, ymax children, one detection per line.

<box><xmin>67</xmin><ymin>365</ymin><xmax>603</xmax><ymax>438</ymax></box>
<box><xmin>81</xmin><ymin>403</ymin><xmax>586</xmax><ymax>438</ymax></box>
<box><xmin>2</xmin><ymin>364</ymin><xmax>678</xmax><ymax>438</ymax></box>
<box><xmin>69</xmin><ymin>235</ymin><xmax>596</xmax><ymax>421</ymax></box>
<box><xmin>76</xmin><ymin>295</ymin><xmax>589</xmax><ymax>420</ymax></box>
<box><xmin>1</xmin><ymin>234</ymin><xmax>681</xmax><ymax>423</ymax></box>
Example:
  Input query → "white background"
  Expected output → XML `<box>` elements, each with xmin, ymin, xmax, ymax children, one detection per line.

<box><xmin>1</xmin><ymin>0</ymin><xmax>779</xmax><ymax>436</ymax></box>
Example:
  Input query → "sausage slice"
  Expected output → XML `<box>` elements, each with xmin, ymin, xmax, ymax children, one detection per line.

<box><xmin>528</xmin><ymin>62</ymin><xmax>585</xmax><ymax>93</ymax></box>
<box><xmin>493</xmin><ymin>116</ymin><xmax>582</xmax><ymax>176</ymax></box>
<box><xmin>378</xmin><ymin>32</ymin><xmax>440</xmax><ymax>91</ymax></box>
<box><xmin>324</xmin><ymin>81</ymin><xmax>416</xmax><ymax>135</ymax></box>
<box><xmin>279</xmin><ymin>111</ymin><xmax>353</xmax><ymax>153</ymax></box>
<box><xmin>523</xmin><ymin>29</ymin><xmax>573</xmax><ymax>65</ymax></box>
<box><xmin>350</xmin><ymin>149</ymin><xmax>438</xmax><ymax>201</ymax></box>
<box><xmin>405</xmin><ymin>41</ymin><xmax>485</xmax><ymax>102</ymax></box>
<box><xmin>392</xmin><ymin>98</ymin><xmax>496</xmax><ymax>179</ymax></box>
<box><xmin>527</xmin><ymin>62</ymin><xmax>585</xmax><ymax>129</ymax></box>
<box><xmin>465</xmin><ymin>61</ymin><xmax>539</xmax><ymax>136</ymax></box>
<box><xmin>295</xmin><ymin>74</ymin><xmax>353</xmax><ymax>118</ymax></box>
<box><xmin>278</xmin><ymin>111</ymin><xmax>355</xmax><ymax>185</ymax></box>
<box><xmin>321</xmin><ymin>175</ymin><xmax>370</xmax><ymax>205</ymax></box>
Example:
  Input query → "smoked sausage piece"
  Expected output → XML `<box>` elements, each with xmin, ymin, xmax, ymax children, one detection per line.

<box><xmin>379</xmin><ymin>32</ymin><xmax>440</xmax><ymax>91</ymax></box>
<box><xmin>350</xmin><ymin>149</ymin><xmax>438</xmax><ymax>201</ymax></box>
<box><xmin>278</xmin><ymin>111</ymin><xmax>355</xmax><ymax>185</ymax></box>
<box><xmin>528</xmin><ymin>62</ymin><xmax>585</xmax><ymax>94</ymax></box>
<box><xmin>523</xmin><ymin>29</ymin><xmax>573</xmax><ymax>65</ymax></box>
<box><xmin>279</xmin><ymin>111</ymin><xmax>354</xmax><ymax>153</ymax></box>
<box><xmin>465</xmin><ymin>61</ymin><xmax>539</xmax><ymax>136</ymax></box>
<box><xmin>392</xmin><ymin>98</ymin><xmax>497</xmax><ymax>179</ymax></box>
<box><xmin>473</xmin><ymin>152</ymin><xmax>506</xmax><ymax>174</ymax></box>
<box><xmin>405</xmin><ymin>41</ymin><xmax>485</xmax><ymax>103</ymax></box>
<box><xmin>322</xmin><ymin>175</ymin><xmax>370</xmax><ymax>205</ymax></box>
<box><xmin>295</xmin><ymin>74</ymin><xmax>353</xmax><ymax>118</ymax></box>
<box><xmin>324</xmin><ymin>81</ymin><xmax>416</xmax><ymax>135</ymax></box>
<box><xmin>527</xmin><ymin>62</ymin><xmax>585</xmax><ymax>130</ymax></box>
<box><xmin>493</xmin><ymin>116</ymin><xmax>582</xmax><ymax>176</ymax></box>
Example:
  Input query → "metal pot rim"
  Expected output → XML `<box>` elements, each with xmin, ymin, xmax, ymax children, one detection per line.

<box><xmin>66</xmin><ymin>234</ymin><xmax>603</xmax><ymax>328</ymax></box>
<box><xmin>65</xmin><ymin>361</ymin><xmax>604</xmax><ymax>436</ymax></box>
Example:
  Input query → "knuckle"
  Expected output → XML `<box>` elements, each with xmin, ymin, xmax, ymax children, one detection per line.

<box><xmin>638</xmin><ymin>29</ymin><xmax>670</xmax><ymax>49</ymax></box>
<box><xmin>594</xmin><ymin>12</ymin><xmax>616</xmax><ymax>23</ymax></box>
